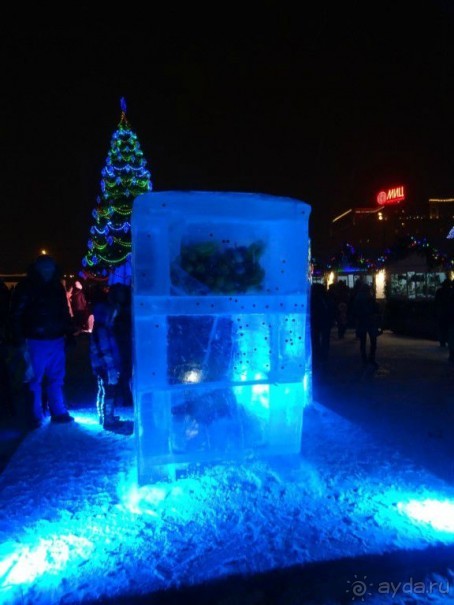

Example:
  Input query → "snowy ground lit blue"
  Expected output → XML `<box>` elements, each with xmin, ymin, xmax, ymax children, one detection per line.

<box><xmin>0</xmin><ymin>395</ymin><xmax>453</xmax><ymax>605</ymax></box>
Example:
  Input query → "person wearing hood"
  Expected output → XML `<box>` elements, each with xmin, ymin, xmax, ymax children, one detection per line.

<box><xmin>9</xmin><ymin>255</ymin><xmax>75</xmax><ymax>428</ymax></box>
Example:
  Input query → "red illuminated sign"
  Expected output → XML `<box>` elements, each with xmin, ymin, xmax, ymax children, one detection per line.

<box><xmin>377</xmin><ymin>186</ymin><xmax>405</xmax><ymax>205</ymax></box>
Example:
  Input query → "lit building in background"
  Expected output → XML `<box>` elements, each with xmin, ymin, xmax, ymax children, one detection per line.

<box><xmin>330</xmin><ymin>186</ymin><xmax>454</xmax><ymax>256</ymax></box>
<box><xmin>316</xmin><ymin>186</ymin><xmax>454</xmax><ymax>302</ymax></box>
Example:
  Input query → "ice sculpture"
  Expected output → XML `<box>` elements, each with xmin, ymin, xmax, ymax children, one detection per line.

<box><xmin>131</xmin><ymin>191</ymin><xmax>312</xmax><ymax>484</ymax></box>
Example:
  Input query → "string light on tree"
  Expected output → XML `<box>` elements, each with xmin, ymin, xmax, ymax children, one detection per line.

<box><xmin>81</xmin><ymin>98</ymin><xmax>152</xmax><ymax>280</ymax></box>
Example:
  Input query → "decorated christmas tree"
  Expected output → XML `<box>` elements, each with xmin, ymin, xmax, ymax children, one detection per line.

<box><xmin>81</xmin><ymin>98</ymin><xmax>152</xmax><ymax>282</ymax></box>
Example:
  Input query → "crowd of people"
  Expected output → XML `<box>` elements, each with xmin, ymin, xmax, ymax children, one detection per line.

<box><xmin>311</xmin><ymin>275</ymin><xmax>454</xmax><ymax>374</ymax></box>
<box><xmin>2</xmin><ymin>254</ymin><xmax>454</xmax><ymax>432</ymax></box>
<box><xmin>0</xmin><ymin>255</ymin><xmax>132</xmax><ymax>432</ymax></box>
<box><xmin>310</xmin><ymin>278</ymin><xmax>383</xmax><ymax>374</ymax></box>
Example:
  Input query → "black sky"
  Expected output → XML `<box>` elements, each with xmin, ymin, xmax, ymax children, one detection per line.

<box><xmin>1</xmin><ymin>2</ymin><xmax>454</xmax><ymax>273</ymax></box>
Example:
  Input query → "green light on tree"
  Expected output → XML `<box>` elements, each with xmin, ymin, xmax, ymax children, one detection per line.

<box><xmin>81</xmin><ymin>98</ymin><xmax>152</xmax><ymax>280</ymax></box>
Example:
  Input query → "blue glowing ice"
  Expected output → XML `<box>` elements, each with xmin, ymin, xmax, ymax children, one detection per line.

<box><xmin>131</xmin><ymin>191</ymin><xmax>312</xmax><ymax>484</ymax></box>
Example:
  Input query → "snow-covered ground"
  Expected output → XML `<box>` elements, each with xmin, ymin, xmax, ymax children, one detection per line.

<box><xmin>0</xmin><ymin>330</ymin><xmax>453</xmax><ymax>605</ymax></box>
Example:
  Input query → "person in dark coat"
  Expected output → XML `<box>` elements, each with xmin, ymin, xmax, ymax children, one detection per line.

<box><xmin>348</xmin><ymin>278</ymin><xmax>364</xmax><ymax>337</ymax></box>
<box><xmin>310</xmin><ymin>283</ymin><xmax>335</xmax><ymax>372</ymax></box>
<box><xmin>70</xmin><ymin>280</ymin><xmax>89</xmax><ymax>334</ymax></box>
<box><xmin>353</xmin><ymin>283</ymin><xmax>381</xmax><ymax>367</ymax></box>
<box><xmin>109</xmin><ymin>284</ymin><xmax>133</xmax><ymax>407</ymax></box>
<box><xmin>8</xmin><ymin>255</ymin><xmax>75</xmax><ymax>428</ymax></box>
<box><xmin>434</xmin><ymin>278</ymin><xmax>451</xmax><ymax>348</ymax></box>
<box><xmin>331</xmin><ymin>280</ymin><xmax>350</xmax><ymax>339</ymax></box>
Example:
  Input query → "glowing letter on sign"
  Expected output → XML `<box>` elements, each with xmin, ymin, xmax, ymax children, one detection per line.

<box><xmin>377</xmin><ymin>186</ymin><xmax>405</xmax><ymax>206</ymax></box>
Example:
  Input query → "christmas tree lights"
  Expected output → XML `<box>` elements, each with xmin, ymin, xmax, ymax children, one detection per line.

<box><xmin>81</xmin><ymin>98</ymin><xmax>152</xmax><ymax>280</ymax></box>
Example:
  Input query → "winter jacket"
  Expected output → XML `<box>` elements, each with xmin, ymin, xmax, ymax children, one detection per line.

<box><xmin>71</xmin><ymin>289</ymin><xmax>88</xmax><ymax>314</ymax></box>
<box><xmin>9</xmin><ymin>268</ymin><xmax>73</xmax><ymax>344</ymax></box>
<box><xmin>353</xmin><ymin>290</ymin><xmax>381</xmax><ymax>336</ymax></box>
<box><xmin>89</xmin><ymin>300</ymin><xmax>121</xmax><ymax>382</ymax></box>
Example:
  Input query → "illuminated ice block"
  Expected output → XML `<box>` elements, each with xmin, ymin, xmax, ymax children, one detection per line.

<box><xmin>131</xmin><ymin>191</ymin><xmax>312</xmax><ymax>484</ymax></box>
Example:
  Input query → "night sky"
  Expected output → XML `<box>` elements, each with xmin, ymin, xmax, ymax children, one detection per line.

<box><xmin>1</xmin><ymin>2</ymin><xmax>454</xmax><ymax>273</ymax></box>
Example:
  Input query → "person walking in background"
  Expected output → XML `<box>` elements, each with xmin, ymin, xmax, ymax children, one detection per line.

<box><xmin>353</xmin><ymin>283</ymin><xmax>381</xmax><ymax>368</ymax></box>
<box><xmin>8</xmin><ymin>255</ymin><xmax>75</xmax><ymax>428</ymax></box>
<box><xmin>70</xmin><ymin>280</ymin><xmax>90</xmax><ymax>334</ymax></box>
<box><xmin>329</xmin><ymin>281</ymin><xmax>350</xmax><ymax>339</ymax></box>
<box><xmin>348</xmin><ymin>278</ymin><xmax>364</xmax><ymax>338</ymax></box>
<box><xmin>89</xmin><ymin>286</ymin><xmax>122</xmax><ymax>429</ymax></box>
<box><xmin>310</xmin><ymin>282</ymin><xmax>335</xmax><ymax>374</ymax></box>
<box><xmin>434</xmin><ymin>278</ymin><xmax>451</xmax><ymax>348</ymax></box>
<box><xmin>336</xmin><ymin>299</ymin><xmax>349</xmax><ymax>339</ymax></box>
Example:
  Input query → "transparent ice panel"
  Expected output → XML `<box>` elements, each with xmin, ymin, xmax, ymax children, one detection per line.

<box><xmin>131</xmin><ymin>191</ymin><xmax>311</xmax><ymax>484</ymax></box>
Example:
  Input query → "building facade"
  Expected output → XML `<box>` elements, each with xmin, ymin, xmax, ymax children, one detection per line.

<box><xmin>330</xmin><ymin>187</ymin><xmax>454</xmax><ymax>257</ymax></box>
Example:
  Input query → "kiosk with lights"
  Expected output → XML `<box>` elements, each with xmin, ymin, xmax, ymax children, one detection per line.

<box><xmin>131</xmin><ymin>191</ymin><xmax>312</xmax><ymax>484</ymax></box>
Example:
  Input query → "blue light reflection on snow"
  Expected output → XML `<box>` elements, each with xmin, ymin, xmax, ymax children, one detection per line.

<box><xmin>398</xmin><ymin>498</ymin><xmax>454</xmax><ymax>534</ymax></box>
<box><xmin>0</xmin><ymin>469</ymin><xmax>162</xmax><ymax>592</ymax></box>
<box><xmin>118</xmin><ymin>478</ymin><xmax>168</xmax><ymax>517</ymax></box>
<box><xmin>4</xmin><ymin>477</ymin><xmax>453</xmax><ymax>595</ymax></box>
<box><xmin>0</xmin><ymin>534</ymin><xmax>93</xmax><ymax>587</ymax></box>
<box><xmin>2</xmin><ymin>408</ymin><xmax>453</xmax><ymax>600</ymax></box>
<box><xmin>375</xmin><ymin>489</ymin><xmax>454</xmax><ymax>542</ymax></box>
<box><xmin>71</xmin><ymin>413</ymin><xmax>100</xmax><ymax>428</ymax></box>
<box><xmin>116</xmin><ymin>468</ymin><xmax>202</xmax><ymax>520</ymax></box>
<box><xmin>1</xmin><ymin>462</ymin><xmax>454</xmax><ymax>601</ymax></box>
